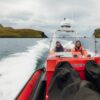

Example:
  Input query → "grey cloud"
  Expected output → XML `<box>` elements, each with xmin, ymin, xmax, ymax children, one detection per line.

<box><xmin>7</xmin><ymin>12</ymin><xmax>34</xmax><ymax>21</ymax></box>
<box><xmin>0</xmin><ymin>0</ymin><xmax>100</xmax><ymax>35</ymax></box>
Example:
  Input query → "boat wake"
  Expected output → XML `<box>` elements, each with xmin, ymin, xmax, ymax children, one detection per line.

<box><xmin>0</xmin><ymin>39</ymin><xmax>49</xmax><ymax>100</ymax></box>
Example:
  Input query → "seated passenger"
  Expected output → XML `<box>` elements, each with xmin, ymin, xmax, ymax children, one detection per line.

<box><xmin>54</xmin><ymin>41</ymin><xmax>64</xmax><ymax>52</ymax></box>
<box><xmin>72</xmin><ymin>40</ymin><xmax>88</xmax><ymax>57</ymax></box>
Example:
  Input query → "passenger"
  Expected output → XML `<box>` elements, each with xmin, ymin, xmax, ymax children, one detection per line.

<box><xmin>72</xmin><ymin>40</ymin><xmax>88</xmax><ymax>57</ymax></box>
<box><xmin>54</xmin><ymin>41</ymin><xmax>64</xmax><ymax>52</ymax></box>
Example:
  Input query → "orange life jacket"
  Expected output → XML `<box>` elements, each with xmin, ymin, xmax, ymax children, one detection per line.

<box><xmin>71</xmin><ymin>46</ymin><xmax>88</xmax><ymax>57</ymax></box>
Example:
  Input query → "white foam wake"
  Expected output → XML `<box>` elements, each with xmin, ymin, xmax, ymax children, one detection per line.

<box><xmin>0</xmin><ymin>40</ymin><xmax>49</xmax><ymax>100</ymax></box>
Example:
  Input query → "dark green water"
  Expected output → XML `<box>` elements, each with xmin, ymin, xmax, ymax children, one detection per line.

<box><xmin>0</xmin><ymin>38</ymin><xmax>40</xmax><ymax>60</ymax></box>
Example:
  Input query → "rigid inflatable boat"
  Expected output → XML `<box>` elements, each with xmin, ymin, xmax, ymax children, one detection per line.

<box><xmin>16</xmin><ymin>19</ymin><xmax>100</xmax><ymax>100</ymax></box>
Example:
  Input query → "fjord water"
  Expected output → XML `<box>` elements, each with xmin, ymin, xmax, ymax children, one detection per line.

<box><xmin>0</xmin><ymin>38</ymin><xmax>49</xmax><ymax>100</ymax></box>
<box><xmin>0</xmin><ymin>38</ymin><xmax>37</xmax><ymax>59</ymax></box>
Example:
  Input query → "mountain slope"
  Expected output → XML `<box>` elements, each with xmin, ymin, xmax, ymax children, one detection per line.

<box><xmin>0</xmin><ymin>24</ymin><xmax>47</xmax><ymax>38</ymax></box>
<box><xmin>94</xmin><ymin>29</ymin><xmax>100</xmax><ymax>38</ymax></box>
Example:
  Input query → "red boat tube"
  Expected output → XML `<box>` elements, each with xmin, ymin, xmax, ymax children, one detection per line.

<box><xmin>16</xmin><ymin>68</ymin><xmax>44</xmax><ymax>100</ymax></box>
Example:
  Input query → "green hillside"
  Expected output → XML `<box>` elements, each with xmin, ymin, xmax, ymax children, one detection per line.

<box><xmin>0</xmin><ymin>24</ymin><xmax>47</xmax><ymax>38</ymax></box>
<box><xmin>94</xmin><ymin>29</ymin><xmax>100</xmax><ymax>38</ymax></box>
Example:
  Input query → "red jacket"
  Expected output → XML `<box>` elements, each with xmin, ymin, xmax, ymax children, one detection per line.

<box><xmin>71</xmin><ymin>46</ymin><xmax>88</xmax><ymax>57</ymax></box>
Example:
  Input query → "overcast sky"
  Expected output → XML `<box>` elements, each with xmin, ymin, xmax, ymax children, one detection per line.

<box><xmin>0</xmin><ymin>0</ymin><xmax>100</xmax><ymax>35</ymax></box>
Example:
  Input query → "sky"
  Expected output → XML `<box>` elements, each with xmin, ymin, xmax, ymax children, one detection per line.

<box><xmin>0</xmin><ymin>0</ymin><xmax>100</xmax><ymax>36</ymax></box>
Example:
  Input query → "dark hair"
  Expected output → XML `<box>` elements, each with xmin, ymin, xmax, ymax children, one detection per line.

<box><xmin>55</xmin><ymin>41</ymin><xmax>64</xmax><ymax>52</ymax></box>
<box><xmin>56</xmin><ymin>41</ymin><xmax>60</xmax><ymax>44</ymax></box>
<box><xmin>75</xmin><ymin>40</ymin><xmax>82</xmax><ymax>47</ymax></box>
<box><xmin>75</xmin><ymin>40</ymin><xmax>83</xmax><ymax>55</ymax></box>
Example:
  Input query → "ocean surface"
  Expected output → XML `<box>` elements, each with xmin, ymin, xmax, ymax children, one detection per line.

<box><xmin>0</xmin><ymin>38</ymin><xmax>99</xmax><ymax>100</ymax></box>
<box><xmin>0</xmin><ymin>38</ymin><xmax>40</xmax><ymax>60</ymax></box>
<box><xmin>0</xmin><ymin>38</ymin><xmax>50</xmax><ymax>100</ymax></box>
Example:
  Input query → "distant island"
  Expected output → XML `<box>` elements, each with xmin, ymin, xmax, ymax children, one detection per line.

<box><xmin>94</xmin><ymin>29</ymin><xmax>100</xmax><ymax>38</ymax></box>
<box><xmin>0</xmin><ymin>24</ymin><xmax>47</xmax><ymax>38</ymax></box>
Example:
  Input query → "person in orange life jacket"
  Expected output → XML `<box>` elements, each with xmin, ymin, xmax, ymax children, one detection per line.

<box><xmin>72</xmin><ymin>40</ymin><xmax>88</xmax><ymax>57</ymax></box>
<box><xmin>54</xmin><ymin>41</ymin><xmax>64</xmax><ymax>52</ymax></box>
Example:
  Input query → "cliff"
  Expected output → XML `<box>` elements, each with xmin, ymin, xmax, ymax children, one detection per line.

<box><xmin>94</xmin><ymin>29</ymin><xmax>100</xmax><ymax>38</ymax></box>
<box><xmin>0</xmin><ymin>24</ymin><xmax>47</xmax><ymax>38</ymax></box>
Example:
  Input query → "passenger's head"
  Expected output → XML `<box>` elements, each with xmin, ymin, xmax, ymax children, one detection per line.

<box><xmin>56</xmin><ymin>41</ymin><xmax>61</xmax><ymax>47</ymax></box>
<box><xmin>75</xmin><ymin>40</ymin><xmax>82</xmax><ymax>48</ymax></box>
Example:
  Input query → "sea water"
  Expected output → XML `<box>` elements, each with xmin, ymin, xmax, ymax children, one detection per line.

<box><xmin>0</xmin><ymin>38</ymin><xmax>49</xmax><ymax>100</ymax></box>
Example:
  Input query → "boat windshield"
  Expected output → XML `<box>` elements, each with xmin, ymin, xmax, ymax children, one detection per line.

<box><xmin>49</xmin><ymin>31</ymin><xmax>100</xmax><ymax>58</ymax></box>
